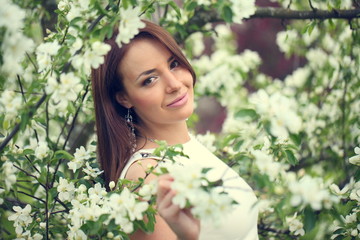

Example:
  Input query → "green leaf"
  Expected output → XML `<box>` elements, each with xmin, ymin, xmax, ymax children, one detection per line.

<box><xmin>222</xmin><ymin>5</ymin><xmax>233</xmax><ymax>23</ymax></box>
<box><xmin>168</xmin><ymin>1</ymin><xmax>181</xmax><ymax>18</ymax></box>
<box><xmin>303</xmin><ymin>206</ymin><xmax>316</xmax><ymax>233</ymax></box>
<box><xmin>220</xmin><ymin>133</ymin><xmax>239</xmax><ymax>148</ymax></box>
<box><xmin>285</xmin><ymin>150</ymin><xmax>298</xmax><ymax>165</ymax></box>
<box><xmin>235</xmin><ymin>108</ymin><xmax>259</xmax><ymax>120</ymax></box>
<box><xmin>289</xmin><ymin>133</ymin><xmax>302</xmax><ymax>146</ymax></box>
<box><xmin>333</xmin><ymin>228</ymin><xmax>346</xmax><ymax>235</ymax></box>
<box><xmin>185</xmin><ymin>1</ymin><xmax>197</xmax><ymax>11</ymax></box>
<box><xmin>54</xmin><ymin>150</ymin><xmax>73</xmax><ymax>160</ymax></box>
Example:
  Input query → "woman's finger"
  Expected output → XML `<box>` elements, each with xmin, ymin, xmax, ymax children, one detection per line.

<box><xmin>156</xmin><ymin>175</ymin><xmax>174</xmax><ymax>201</ymax></box>
<box><xmin>157</xmin><ymin>189</ymin><xmax>177</xmax><ymax>212</ymax></box>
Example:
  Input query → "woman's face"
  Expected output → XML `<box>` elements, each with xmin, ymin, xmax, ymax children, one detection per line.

<box><xmin>116</xmin><ymin>38</ymin><xmax>194</xmax><ymax>129</ymax></box>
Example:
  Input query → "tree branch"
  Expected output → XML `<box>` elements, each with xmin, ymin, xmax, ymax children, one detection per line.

<box><xmin>174</xmin><ymin>7</ymin><xmax>360</xmax><ymax>43</ymax></box>
<box><xmin>253</xmin><ymin>7</ymin><xmax>360</xmax><ymax>20</ymax></box>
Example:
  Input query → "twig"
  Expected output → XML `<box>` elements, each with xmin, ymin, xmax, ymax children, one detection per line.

<box><xmin>14</xmin><ymin>144</ymin><xmax>41</xmax><ymax>174</ymax></box>
<box><xmin>14</xmin><ymin>189</ymin><xmax>46</xmax><ymax>203</ymax></box>
<box><xmin>50</xmin><ymin>84</ymin><xmax>90</xmax><ymax>189</ymax></box>
<box><xmin>13</xmin><ymin>164</ymin><xmax>46</xmax><ymax>189</ymax></box>
<box><xmin>341</xmin><ymin>67</ymin><xmax>349</xmax><ymax>163</ymax></box>
<box><xmin>62</xmin><ymin>84</ymin><xmax>90</xmax><ymax>150</ymax></box>
<box><xmin>45</xmin><ymin>162</ymin><xmax>50</xmax><ymax>239</ymax></box>
<box><xmin>17</xmin><ymin>75</ymin><xmax>26</xmax><ymax>103</ymax></box>
<box><xmin>308</xmin><ymin>0</ymin><xmax>317</xmax><ymax>11</ymax></box>
<box><xmin>355</xmin><ymin>0</ymin><xmax>360</xmax><ymax>8</ymax></box>
<box><xmin>139</xmin><ymin>0</ymin><xmax>156</xmax><ymax>17</ymax></box>
<box><xmin>45</xmin><ymin>97</ymin><xmax>50</xmax><ymax>142</ymax></box>
<box><xmin>50</xmin><ymin>210</ymin><xmax>68</xmax><ymax>215</ymax></box>
<box><xmin>287</xmin><ymin>0</ymin><xmax>293</xmax><ymax>9</ymax></box>
<box><xmin>0</xmin><ymin>93</ymin><xmax>47</xmax><ymax>152</ymax></box>
<box><xmin>54</xmin><ymin>196</ymin><xmax>70</xmax><ymax>212</ymax></box>
<box><xmin>26</xmin><ymin>52</ymin><xmax>38</xmax><ymax>72</ymax></box>
<box><xmin>0</xmin><ymin>89</ymin><xmax>42</xmax><ymax>95</ymax></box>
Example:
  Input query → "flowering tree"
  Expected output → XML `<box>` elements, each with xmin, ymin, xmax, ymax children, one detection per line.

<box><xmin>1</xmin><ymin>0</ymin><xmax>360</xmax><ymax>239</ymax></box>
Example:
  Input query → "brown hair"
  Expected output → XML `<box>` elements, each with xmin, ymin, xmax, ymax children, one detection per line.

<box><xmin>91</xmin><ymin>20</ymin><xmax>196</xmax><ymax>189</ymax></box>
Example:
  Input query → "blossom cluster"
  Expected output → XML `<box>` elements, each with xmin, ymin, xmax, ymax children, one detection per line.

<box><xmin>66</xmin><ymin>183</ymin><xmax>150</xmax><ymax>238</ymax></box>
<box><xmin>156</xmin><ymin>161</ymin><xmax>236</xmax><ymax>225</ymax></box>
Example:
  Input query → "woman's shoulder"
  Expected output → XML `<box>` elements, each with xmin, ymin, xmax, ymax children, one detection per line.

<box><xmin>120</xmin><ymin>150</ymin><xmax>162</xmax><ymax>181</ymax></box>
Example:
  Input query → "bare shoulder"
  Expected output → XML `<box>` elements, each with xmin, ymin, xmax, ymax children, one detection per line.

<box><xmin>125</xmin><ymin>158</ymin><xmax>159</xmax><ymax>183</ymax></box>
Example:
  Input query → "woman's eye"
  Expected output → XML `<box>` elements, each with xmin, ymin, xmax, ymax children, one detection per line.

<box><xmin>143</xmin><ymin>76</ymin><xmax>157</xmax><ymax>86</ymax></box>
<box><xmin>170</xmin><ymin>59</ymin><xmax>180</xmax><ymax>69</ymax></box>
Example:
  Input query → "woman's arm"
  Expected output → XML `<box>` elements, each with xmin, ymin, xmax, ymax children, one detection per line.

<box><xmin>125</xmin><ymin>159</ymin><xmax>200</xmax><ymax>240</ymax></box>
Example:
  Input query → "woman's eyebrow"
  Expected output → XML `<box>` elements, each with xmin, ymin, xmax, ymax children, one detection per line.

<box><xmin>135</xmin><ymin>55</ymin><xmax>175</xmax><ymax>81</ymax></box>
<box><xmin>136</xmin><ymin>68</ymin><xmax>156</xmax><ymax>81</ymax></box>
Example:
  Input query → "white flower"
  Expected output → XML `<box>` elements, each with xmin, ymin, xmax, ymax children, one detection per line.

<box><xmin>349</xmin><ymin>182</ymin><xmax>360</xmax><ymax>202</ymax></box>
<box><xmin>108</xmin><ymin>188</ymin><xmax>149</xmax><ymax>226</ymax></box>
<box><xmin>0</xmin><ymin>1</ymin><xmax>26</xmax><ymax>30</ymax></box>
<box><xmin>8</xmin><ymin>204</ymin><xmax>33</xmax><ymax>235</ymax></box>
<box><xmin>36</xmin><ymin>41</ymin><xmax>60</xmax><ymax>72</ymax></box>
<box><xmin>67</xmin><ymin>227</ymin><xmax>87</xmax><ymax>240</ymax></box>
<box><xmin>257</xmin><ymin>199</ymin><xmax>274</xmax><ymax>214</ymax></box>
<box><xmin>249</xmin><ymin>90</ymin><xmax>302</xmax><ymax>138</ymax></box>
<box><xmin>289</xmin><ymin>175</ymin><xmax>336</xmax><ymax>210</ymax></box>
<box><xmin>88</xmin><ymin>183</ymin><xmax>107</xmax><ymax>203</ymax></box>
<box><xmin>187</xmin><ymin>32</ymin><xmax>205</xmax><ymax>57</ymax></box>
<box><xmin>57</xmin><ymin>177</ymin><xmax>75</xmax><ymax>202</ymax></box>
<box><xmin>330</xmin><ymin>183</ymin><xmax>349</xmax><ymax>196</ymax></box>
<box><xmin>343</xmin><ymin>212</ymin><xmax>357</xmax><ymax>224</ymax></box>
<box><xmin>164</xmin><ymin>163</ymin><xmax>235</xmax><ymax>223</ymax></box>
<box><xmin>197</xmin><ymin>0</ymin><xmax>212</xmax><ymax>6</ymax></box>
<box><xmin>67</xmin><ymin>146</ymin><xmax>91</xmax><ymax>172</ymax></box>
<box><xmin>83</xmin><ymin>41</ymin><xmax>111</xmax><ymax>69</ymax></box>
<box><xmin>196</xmin><ymin>132</ymin><xmax>217</xmax><ymax>153</ymax></box>
<box><xmin>138</xmin><ymin>181</ymin><xmax>157</xmax><ymax>201</ymax></box>
<box><xmin>35</xmin><ymin>141</ymin><xmax>49</xmax><ymax>159</ymax></box>
<box><xmin>58</xmin><ymin>0</ymin><xmax>69</xmax><ymax>11</ymax></box>
<box><xmin>78</xmin><ymin>0</ymin><xmax>90</xmax><ymax>10</ymax></box>
<box><xmin>190</xmin><ymin>189</ymin><xmax>233</xmax><ymax>225</ymax></box>
<box><xmin>252</xmin><ymin>150</ymin><xmax>285</xmax><ymax>181</ymax></box>
<box><xmin>83</xmin><ymin>162</ymin><xmax>103</xmax><ymax>178</ymax></box>
<box><xmin>2</xmin><ymin>161</ymin><xmax>17</xmax><ymax>190</ymax></box>
<box><xmin>285</xmin><ymin>67</ymin><xmax>310</xmax><ymax>89</ymax></box>
<box><xmin>349</xmin><ymin>147</ymin><xmax>360</xmax><ymax>166</ymax></box>
<box><xmin>1</xmin><ymin>31</ymin><xmax>35</xmax><ymax>78</ymax></box>
<box><xmin>306</xmin><ymin>48</ymin><xmax>328</xmax><ymax>69</ymax></box>
<box><xmin>37</xmin><ymin>41</ymin><xmax>60</xmax><ymax>56</ymax></box>
<box><xmin>46</xmin><ymin>72</ymin><xmax>83</xmax><ymax>113</ymax></box>
<box><xmin>115</xmin><ymin>7</ymin><xmax>145</xmax><ymax>47</ymax></box>
<box><xmin>66</xmin><ymin>4</ymin><xmax>81</xmax><ymax>22</ymax></box>
<box><xmin>276</xmin><ymin>29</ymin><xmax>298</xmax><ymax>54</ymax></box>
<box><xmin>0</xmin><ymin>90</ymin><xmax>23</xmax><ymax>120</ymax></box>
<box><xmin>286</xmin><ymin>212</ymin><xmax>305</xmax><ymax>236</ymax></box>
<box><xmin>231</xmin><ymin>0</ymin><xmax>256</xmax><ymax>24</ymax></box>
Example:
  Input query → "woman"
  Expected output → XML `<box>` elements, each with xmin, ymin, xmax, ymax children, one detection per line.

<box><xmin>91</xmin><ymin>20</ymin><xmax>258</xmax><ymax>240</ymax></box>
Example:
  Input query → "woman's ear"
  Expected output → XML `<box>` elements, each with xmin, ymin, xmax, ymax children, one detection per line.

<box><xmin>115</xmin><ymin>92</ymin><xmax>133</xmax><ymax>109</ymax></box>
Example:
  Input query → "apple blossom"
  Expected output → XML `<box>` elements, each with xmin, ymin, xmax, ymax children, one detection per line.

<box><xmin>115</xmin><ymin>7</ymin><xmax>146</xmax><ymax>47</ymax></box>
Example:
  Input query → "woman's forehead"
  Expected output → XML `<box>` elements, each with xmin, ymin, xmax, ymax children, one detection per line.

<box><xmin>118</xmin><ymin>38</ymin><xmax>172</xmax><ymax>77</ymax></box>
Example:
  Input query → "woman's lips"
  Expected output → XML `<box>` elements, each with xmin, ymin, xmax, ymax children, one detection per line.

<box><xmin>167</xmin><ymin>93</ymin><xmax>188</xmax><ymax>107</ymax></box>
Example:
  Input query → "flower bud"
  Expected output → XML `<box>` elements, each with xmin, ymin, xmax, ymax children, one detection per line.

<box><xmin>109</xmin><ymin>181</ymin><xmax>116</xmax><ymax>190</ymax></box>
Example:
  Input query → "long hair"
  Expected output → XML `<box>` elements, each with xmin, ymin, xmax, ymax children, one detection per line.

<box><xmin>91</xmin><ymin>20</ymin><xmax>196</xmax><ymax>189</ymax></box>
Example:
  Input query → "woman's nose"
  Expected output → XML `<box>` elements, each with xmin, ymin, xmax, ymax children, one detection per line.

<box><xmin>164</xmin><ymin>71</ymin><xmax>181</xmax><ymax>93</ymax></box>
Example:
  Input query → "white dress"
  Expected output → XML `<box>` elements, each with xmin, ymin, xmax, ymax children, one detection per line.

<box><xmin>120</xmin><ymin>135</ymin><xmax>259</xmax><ymax>240</ymax></box>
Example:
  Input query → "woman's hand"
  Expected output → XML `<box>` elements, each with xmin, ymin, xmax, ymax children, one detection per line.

<box><xmin>156</xmin><ymin>174</ymin><xmax>200</xmax><ymax>240</ymax></box>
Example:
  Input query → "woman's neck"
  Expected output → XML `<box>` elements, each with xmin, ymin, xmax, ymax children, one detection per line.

<box><xmin>137</xmin><ymin>121</ymin><xmax>190</xmax><ymax>149</ymax></box>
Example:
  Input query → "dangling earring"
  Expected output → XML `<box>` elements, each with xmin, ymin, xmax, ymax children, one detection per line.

<box><xmin>125</xmin><ymin>108</ymin><xmax>136</xmax><ymax>152</ymax></box>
